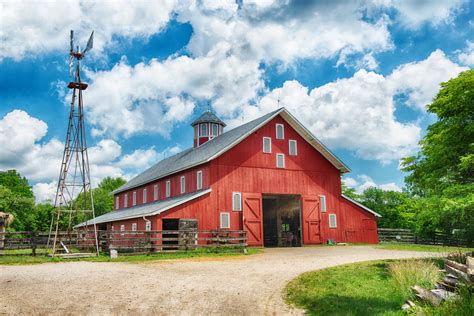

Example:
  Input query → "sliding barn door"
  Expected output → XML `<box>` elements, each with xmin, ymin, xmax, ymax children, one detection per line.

<box><xmin>242</xmin><ymin>193</ymin><xmax>263</xmax><ymax>246</ymax></box>
<box><xmin>301</xmin><ymin>196</ymin><xmax>322</xmax><ymax>244</ymax></box>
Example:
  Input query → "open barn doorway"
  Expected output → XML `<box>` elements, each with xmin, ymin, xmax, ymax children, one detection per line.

<box><xmin>162</xmin><ymin>218</ymin><xmax>179</xmax><ymax>250</ymax></box>
<box><xmin>262</xmin><ymin>194</ymin><xmax>301</xmax><ymax>247</ymax></box>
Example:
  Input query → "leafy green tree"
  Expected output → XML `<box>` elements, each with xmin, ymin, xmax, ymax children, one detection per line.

<box><xmin>98</xmin><ymin>176</ymin><xmax>126</xmax><ymax>192</ymax></box>
<box><xmin>341</xmin><ymin>181</ymin><xmax>359</xmax><ymax>200</ymax></box>
<box><xmin>401</xmin><ymin>69</ymin><xmax>474</xmax><ymax>196</ymax></box>
<box><xmin>0</xmin><ymin>170</ymin><xmax>34</xmax><ymax>199</ymax></box>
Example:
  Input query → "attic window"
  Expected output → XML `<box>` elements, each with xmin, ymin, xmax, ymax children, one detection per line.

<box><xmin>180</xmin><ymin>176</ymin><xmax>186</xmax><ymax>194</ymax></box>
<box><xmin>143</xmin><ymin>188</ymin><xmax>147</xmax><ymax>203</ymax></box>
<box><xmin>124</xmin><ymin>194</ymin><xmax>128</xmax><ymax>208</ymax></box>
<box><xmin>133</xmin><ymin>191</ymin><xmax>137</xmax><ymax>206</ymax></box>
<box><xmin>276</xmin><ymin>124</ymin><xmax>284</xmax><ymax>139</ymax></box>
<box><xmin>197</xmin><ymin>170</ymin><xmax>203</xmax><ymax>190</ymax></box>
<box><xmin>154</xmin><ymin>184</ymin><xmax>158</xmax><ymax>200</ymax></box>
<box><xmin>289</xmin><ymin>140</ymin><xmax>297</xmax><ymax>156</ymax></box>
<box><xmin>263</xmin><ymin>137</ymin><xmax>271</xmax><ymax>153</ymax></box>
<box><xmin>200</xmin><ymin>123</ymin><xmax>208</xmax><ymax>137</ymax></box>
<box><xmin>166</xmin><ymin>180</ymin><xmax>171</xmax><ymax>198</ymax></box>
<box><xmin>115</xmin><ymin>196</ymin><xmax>119</xmax><ymax>209</ymax></box>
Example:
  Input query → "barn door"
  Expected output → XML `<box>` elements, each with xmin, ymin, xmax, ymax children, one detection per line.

<box><xmin>301</xmin><ymin>196</ymin><xmax>322</xmax><ymax>244</ymax></box>
<box><xmin>242</xmin><ymin>193</ymin><xmax>263</xmax><ymax>246</ymax></box>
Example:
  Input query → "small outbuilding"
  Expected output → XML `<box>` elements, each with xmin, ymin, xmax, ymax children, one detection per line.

<box><xmin>78</xmin><ymin>107</ymin><xmax>380</xmax><ymax>246</ymax></box>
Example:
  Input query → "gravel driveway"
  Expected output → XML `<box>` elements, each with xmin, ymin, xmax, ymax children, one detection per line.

<box><xmin>1</xmin><ymin>246</ymin><xmax>440</xmax><ymax>315</ymax></box>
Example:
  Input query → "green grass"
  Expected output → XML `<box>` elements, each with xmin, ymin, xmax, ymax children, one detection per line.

<box><xmin>376</xmin><ymin>243</ymin><xmax>474</xmax><ymax>253</ymax></box>
<box><xmin>284</xmin><ymin>259</ymin><xmax>443</xmax><ymax>316</ymax></box>
<box><xmin>0</xmin><ymin>248</ymin><xmax>263</xmax><ymax>265</ymax></box>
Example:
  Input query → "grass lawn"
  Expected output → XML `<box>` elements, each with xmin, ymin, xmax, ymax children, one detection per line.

<box><xmin>285</xmin><ymin>260</ymin><xmax>407</xmax><ymax>315</ymax></box>
<box><xmin>376</xmin><ymin>243</ymin><xmax>474</xmax><ymax>253</ymax></box>
<box><xmin>0</xmin><ymin>248</ymin><xmax>263</xmax><ymax>265</ymax></box>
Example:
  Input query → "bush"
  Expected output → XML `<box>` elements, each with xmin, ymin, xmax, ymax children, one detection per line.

<box><xmin>388</xmin><ymin>259</ymin><xmax>441</xmax><ymax>298</ymax></box>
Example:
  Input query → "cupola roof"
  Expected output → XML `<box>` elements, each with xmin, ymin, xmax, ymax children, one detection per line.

<box><xmin>190</xmin><ymin>111</ymin><xmax>226</xmax><ymax>127</ymax></box>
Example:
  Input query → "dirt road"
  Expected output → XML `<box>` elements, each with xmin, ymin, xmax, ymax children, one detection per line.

<box><xmin>0</xmin><ymin>246</ymin><xmax>439</xmax><ymax>315</ymax></box>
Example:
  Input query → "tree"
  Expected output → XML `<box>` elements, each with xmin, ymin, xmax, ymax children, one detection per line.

<box><xmin>341</xmin><ymin>181</ymin><xmax>359</xmax><ymax>200</ymax></box>
<box><xmin>401</xmin><ymin>69</ymin><xmax>474</xmax><ymax>196</ymax></box>
<box><xmin>0</xmin><ymin>170</ymin><xmax>34</xmax><ymax>199</ymax></box>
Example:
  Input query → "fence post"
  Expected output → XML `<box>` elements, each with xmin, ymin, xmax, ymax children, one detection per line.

<box><xmin>31</xmin><ymin>232</ymin><xmax>37</xmax><ymax>256</ymax></box>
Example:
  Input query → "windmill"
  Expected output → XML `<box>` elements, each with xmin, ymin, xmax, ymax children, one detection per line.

<box><xmin>48</xmin><ymin>30</ymin><xmax>99</xmax><ymax>257</ymax></box>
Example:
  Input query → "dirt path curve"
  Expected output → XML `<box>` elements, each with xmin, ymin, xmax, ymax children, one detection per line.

<box><xmin>1</xmin><ymin>246</ymin><xmax>440</xmax><ymax>315</ymax></box>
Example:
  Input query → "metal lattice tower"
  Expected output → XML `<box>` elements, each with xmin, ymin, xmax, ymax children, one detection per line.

<box><xmin>48</xmin><ymin>30</ymin><xmax>99</xmax><ymax>256</ymax></box>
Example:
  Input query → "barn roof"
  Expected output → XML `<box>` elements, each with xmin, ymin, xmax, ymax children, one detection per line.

<box><xmin>113</xmin><ymin>107</ymin><xmax>350</xmax><ymax>194</ymax></box>
<box><xmin>75</xmin><ymin>189</ymin><xmax>211</xmax><ymax>227</ymax></box>
<box><xmin>341</xmin><ymin>194</ymin><xmax>382</xmax><ymax>217</ymax></box>
<box><xmin>191</xmin><ymin>111</ymin><xmax>226</xmax><ymax>127</ymax></box>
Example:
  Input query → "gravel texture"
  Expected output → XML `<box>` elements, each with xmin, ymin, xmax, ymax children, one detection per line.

<box><xmin>0</xmin><ymin>246</ymin><xmax>439</xmax><ymax>315</ymax></box>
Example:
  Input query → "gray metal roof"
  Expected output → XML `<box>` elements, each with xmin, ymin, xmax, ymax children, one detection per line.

<box><xmin>113</xmin><ymin>107</ymin><xmax>350</xmax><ymax>195</ymax></box>
<box><xmin>191</xmin><ymin>111</ymin><xmax>226</xmax><ymax>127</ymax></box>
<box><xmin>75</xmin><ymin>189</ymin><xmax>212</xmax><ymax>227</ymax></box>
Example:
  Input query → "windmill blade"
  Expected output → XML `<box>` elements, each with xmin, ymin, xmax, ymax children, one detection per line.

<box><xmin>82</xmin><ymin>31</ymin><xmax>94</xmax><ymax>55</ymax></box>
<box><xmin>70</xmin><ymin>30</ymin><xmax>74</xmax><ymax>53</ymax></box>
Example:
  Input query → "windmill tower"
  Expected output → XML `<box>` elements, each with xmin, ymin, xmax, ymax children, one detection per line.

<box><xmin>48</xmin><ymin>30</ymin><xmax>99</xmax><ymax>257</ymax></box>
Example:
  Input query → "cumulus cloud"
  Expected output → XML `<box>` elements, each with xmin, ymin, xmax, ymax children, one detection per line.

<box><xmin>343</xmin><ymin>175</ymin><xmax>402</xmax><ymax>194</ymax></box>
<box><xmin>458</xmin><ymin>41</ymin><xmax>474</xmax><ymax>66</ymax></box>
<box><xmin>0</xmin><ymin>0</ymin><xmax>176</xmax><ymax>60</ymax></box>
<box><xmin>0</xmin><ymin>110</ymin><xmax>169</xmax><ymax>203</ymax></box>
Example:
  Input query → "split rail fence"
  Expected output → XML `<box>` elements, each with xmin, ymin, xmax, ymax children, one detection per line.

<box><xmin>0</xmin><ymin>230</ymin><xmax>247</xmax><ymax>256</ymax></box>
<box><xmin>378</xmin><ymin>228</ymin><xmax>472</xmax><ymax>247</ymax></box>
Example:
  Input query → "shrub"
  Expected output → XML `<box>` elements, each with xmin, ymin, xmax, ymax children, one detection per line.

<box><xmin>388</xmin><ymin>259</ymin><xmax>441</xmax><ymax>298</ymax></box>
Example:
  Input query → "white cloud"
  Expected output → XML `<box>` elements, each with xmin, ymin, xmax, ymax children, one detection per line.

<box><xmin>0</xmin><ymin>0</ymin><xmax>176</xmax><ymax>60</ymax></box>
<box><xmin>343</xmin><ymin>175</ymin><xmax>402</xmax><ymax>194</ymax></box>
<box><xmin>378</xmin><ymin>0</ymin><xmax>467</xmax><ymax>29</ymax></box>
<box><xmin>387</xmin><ymin>50</ymin><xmax>467</xmax><ymax>110</ymax></box>
<box><xmin>458</xmin><ymin>41</ymin><xmax>474</xmax><ymax>66</ymax></box>
<box><xmin>0</xmin><ymin>110</ymin><xmax>170</xmax><ymax>203</ymax></box>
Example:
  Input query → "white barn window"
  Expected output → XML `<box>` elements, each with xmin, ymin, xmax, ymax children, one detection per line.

<box><xmin>120</xmin><ymin>224</ymin><xmax>125</xmax><ymax>236</ymax></box>
<box><xmin>276</xmin><ymin>124</ymin><xmax>284</xmax><ymax>139</ymax></box>
<box><xmin>232</xmin><ymin>192</ymin><xmax>242</xmax><ymax>211</ymax></box>
<box><xmin>143</xmin><ymin>188</ymin><xmax>147</xmax><ymax>203</ymax></box>
<box><xmin>197</xmin><ymin>170</ymin><xmax>203</xmax><ymax>190</ymax></box>
<box><xmin>320</xmin><ymin>195</ymin><xmax>327</xmax><ymax>213</ymax></box>
<box><xmin>263</xmin><ymin>137</ymin><xmax>272</xmax><ymax>153</ymax></box>
<box><xmin>276</xmin><ymin>154</ymin><xmax>285</xmax><ymax>168</ymax></box>
<box><xmin>124</xmin><ymin>194</ymin><xmax>128</xmax><ymax>207</ymax></box>
<box><xmin>289</xmin><ymin>140</ymin><xmax>297</xmax><ymax>156</ymax></box>
<box><xmin>181</xmin><ymin>176</ymin><xmax>186</xmax><ymax>194</ymax></box>
<box><xmin>220</xmin><ymin>212</ymin><xmax>230</xmax><ymax>229</ymax></box>
<box><xmin>211</xmin><ymin>123</ymin><xmax>219</xmax><ymax>137</ymax></box>
<box><xmin>200</xmin><ymin>123</ymin><xmax>208</xmax><ymax>137</ymax></box>
<box><xmin>145</xmin><ymin>221</ymin><xmax>151</xmax><ymax>231</ymax></box>
<box><xmin>115</xmin><ymin>196</ymin><xmax>119</xmax><ymax>209</ymax></box>
<box><xmin>154</xmin><ymin>184</ymin><xmax>158</xmax><ymax>200</ymax></box>
<box><xmin>132</xmin><ymin>223</ymin><xmax>137</xmax><ymax>231</ymax></box>
<box><xmin>329</xmin><ymin>214</ymin><xmax>337</xmax><ymax>228</ymax></box>
<box><xmin>133</xmin><ymin>191</ymin><xmax>137</xmax><ymax>206</ymax></box>
<box><xmin>166</xmin><ymin>180</ymin><xmax>171</xmax><ymax>197</ymax></box>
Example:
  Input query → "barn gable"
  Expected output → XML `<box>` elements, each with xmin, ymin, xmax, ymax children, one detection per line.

<box><xmin>114</xmin><ymin>108</ymin><xmax>349</xmax><ymax>195</ymax></box>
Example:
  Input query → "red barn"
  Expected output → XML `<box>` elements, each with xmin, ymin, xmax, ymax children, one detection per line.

<box><xmin>80</xmin><ymin>108</ymin><xmax>380</xmax><ymax>246</ymax></box>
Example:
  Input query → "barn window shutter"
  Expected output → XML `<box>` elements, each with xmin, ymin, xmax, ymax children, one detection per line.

<box><xmin>115</xmin><ymin>196</ymin><xmax>119</xmax><ymax>209</ymax></box>
<box><xmin>289</xmin><ymin>140</ymin><xmax>297</xmax><ymax>156</ymax></box>
<box><xmin>133</xmin><ymin>191</ymin><xmax>137</xmax><ymax>206</ymax></box>
<box><xmin>166</xmin><ymin>180</ymin><xmax>171</xmax><ymax>197</ymax></box>
<box><xmin>232</xmin><ymin>192</ymin><xmax>242</xmax><ymax>211</ymax></box>
<box><xmin>120</xmin><ymin>225</ymin><xmax>125</xmax><ymax>236</ymax></box>
<box><xmin>263</xmin><ymin>137</ymin><xmax>272</xmax><ymax>153</ymax></box>
<box><xmin>220</xmin><ymin>212</ymin><xmax>230</xmax><ymax>229</ymax></box>
<box><xmin>329</xmin><ymin>214</ymin><xmax>337</xmax><ymax>228</ymax></box>
<box><xmin>276</xmin><ymin>124</ymin><xmax>284</xmax><ymax>139</ymax></box>
<box><xmin>276</xmin><ymin>154</ymin><xmax>285</xmax><ymax>168</ymax></box>
<box><xmin>181</xmin><ymin>176</ymin><xmax>186</xmax><ymax>194</ymax></box>
<box><xmin>145</xmin><ymin>221</ymin><xmax>151</xmax><ymax>231</ymax></box>
<box><xmin>124</xmin><ymin>194</ymin><xmax>128</xmax><ymax>207</ymax></box>
<box><xmin>132</xmin><ymin>223</ymin><xmax>137</xmax><ymax>231</ymax></box>
<box><xmin>319</xmin><ymin>195</ymin><xmax>327</xmax><ymax>212</ymax></box>
<box><xmin>154</xmin><ymin>184</ymin><xmax>158</xmax><ymax>200</ymax></box>
<box><xmin>197</xmin><ymin>170</ymin><xmax>203</xmax><ymax>190</ymax></box>
<box><xmin>143</xmin><ymin>188</ymin><xmax>147</xmax><ymax>203</ymax></box>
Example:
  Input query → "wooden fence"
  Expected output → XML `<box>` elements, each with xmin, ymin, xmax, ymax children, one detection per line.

<box><xmin>378</xmin><ymin>228</ymin><xmax>472</xmax><ymax>247</ymax></box>
<box><xmin>0</xmin><ymin>230</ymin><xmax>247</xmax><ymax>256</ymax></box>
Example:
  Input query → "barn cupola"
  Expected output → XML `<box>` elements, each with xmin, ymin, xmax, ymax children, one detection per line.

<box><xmin>191</xmin><ymin>111</ymin><xmax>226</xmax><ymax>148</ymax></box>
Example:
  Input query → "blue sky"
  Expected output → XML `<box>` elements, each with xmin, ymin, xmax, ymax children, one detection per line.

<box><xmin>0</xmin><ymin>0</ymin><xmax>473</xmax><ymax>202</ymax></box>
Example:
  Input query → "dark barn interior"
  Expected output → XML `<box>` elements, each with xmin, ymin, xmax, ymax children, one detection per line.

<box><xmin>262</xmin><ymin>194</ymin><xmax>301</xmax><ymax>247</ymax></box>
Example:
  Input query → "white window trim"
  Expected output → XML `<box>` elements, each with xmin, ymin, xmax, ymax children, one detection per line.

<box><xmin>199</xmin><ymin>123</ymin><xmax>208</xmax><ymax>137</ymax></box>
<box><xmin>154</xmin><ymin>184</ymin><xmax>158</xmax><ymax>200</ymax></box>
<box><xmin>132</xmin><ymin>191</ymin><xmax>137</xmax><ymax>206</ymax></box>
<box><xmin>143</xmin><ymin>188</ymin><xmax>147</xmax><ymax>203</ymax></box>
<box><xmin>115</xmin><ymin>196</ymin><xmax>119</xmax><ymax>209</ymax></box>
<box><xmin>180</xmin><ymin>176</ymin><xmax>186</xmax><ymax>194</ymax></box>
<box><xmin>263</xmin><ymin>137</ymin><xmax>272</xmax><ymax>154</ymax></box>
<box><xmin>232</xmin><ymin>192</ymin><xmax>242</xmax><ymax>211</ymax></box>
<box><xmin>211</xmin><ymin>123</ymin><xmax>219</xmax><ymax>137</ymax></box>
<box><xmin>320</xmin><ymin>195</ymin><xmax>327</xmax><ymax>213</ymax></box>
<box><xmin>276</xmin><ymin>153</ymin><xmax>285</xmax><ymax>168</ymax></box>
<box><xmin>132</xmin><ymin>223</ymin><xmax>137</xmax><ymax>231</ymax></box>
<box><xmin>276</xmin><ymin>123</ymin><xmax>284</xmax><ymax>139</ymax></box>
<box><xmin>197</xmin><ymin>170</ymin><xmax>203</xmax><ymax>190</ymax></box>
<box><xmin>145</xmin><ymin>221</ymin><xmax>151</xmax><ymax>231</ymax></box>
<box><xmin>111</xmin><ymin>225</ymin><xmax>114</xmax><ymax>231</ymax></box>
<box><xmin>166</xmin><ymin>180</ymin><xmax>171</xmax><ymax>197</ymax></box>
<box><xmin>289</xmin><ymin>139</ymin><xmax>297</xmax><ymax>156</ymax></box>
<box><xmin>124</xmin><ymin>194</ymin><xmax>128</xmax><ymax>208</ymax></box>
<box><xmin>220</xmin><ymin>212</ymin><xmax>230</xmax><ymax>229</ymax></box>
<box><xmin>120</xmin><ymin>224</ymin><xmax>125</xmax><ymax>236</ymax></box>
<box><xmin>329</xmin><ymin>214</ymin><xmax>337</xmax><ymax>228</ymax></box>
